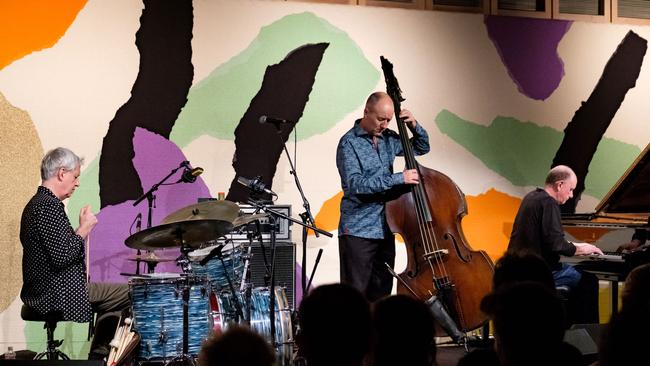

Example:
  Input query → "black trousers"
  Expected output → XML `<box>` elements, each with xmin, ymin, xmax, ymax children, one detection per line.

<box><xmin>339</xmin><ymin>235</ymin><xmax>395</xmax><ymax>302</ymax></box>
<box><xmin>88</xmin><ymin>283</ymin><xmax>130</xmax><ymax>358</ymax></box>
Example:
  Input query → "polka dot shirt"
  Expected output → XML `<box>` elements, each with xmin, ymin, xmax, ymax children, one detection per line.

<box><xmin>20</xmin><ymin>186</ymin><xmax>92</xmax><ymax>322</ymax></box>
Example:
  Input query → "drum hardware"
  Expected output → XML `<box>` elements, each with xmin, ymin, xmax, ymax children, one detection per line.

<box><xmin>197</xmin><ymin>243</ymin><xmax>246</xmax><ymax>324</ymax></box>
<box><xmin>244</xmin><ymin>198</ymin><xmax>331</xmax><ymax>353</ymax></box>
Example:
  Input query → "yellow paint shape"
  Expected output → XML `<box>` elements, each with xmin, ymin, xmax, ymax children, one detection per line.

<box><xmin>0</xmin><ymin>91</ymin><xmax>44</xmax><ymax>311</ymax></box>
<box><xmin>0</xmin><ymin>0</ymin><xmax>87</xmax><ymax>70</ymax></box>
<box><xmin>461</xmin><ymin>188</ymin><xmax>522</xmax><ymax>262</ymax></box>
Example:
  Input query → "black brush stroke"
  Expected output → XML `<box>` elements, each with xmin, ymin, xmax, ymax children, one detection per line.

<box><xmin>226</xmin><ymin>43</ymin><xmax>329</xmax><ymax>203</ymax></box>
<box><xmin>552</xmin><ymin>30</ymin><xmax>647</xmax><ymax>213</ymax></box>
<box><xmin>98</xmin><ymin>0</ymin><xmax>194</xmax><ymax>208</ymax></box>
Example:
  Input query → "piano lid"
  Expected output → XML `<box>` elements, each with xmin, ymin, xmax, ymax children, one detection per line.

<box><xmin>595</xmin><ymin>143</ymin><xmax>650</xmax><ymax>217</ymax></box>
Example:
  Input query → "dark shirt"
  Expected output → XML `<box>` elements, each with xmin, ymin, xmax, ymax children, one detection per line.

<box><xmin>336</xmin><ymin>119</ymin><xmax>430</xmax><ymax>239</ymax></box>
<box><xmin>507</xmin><ymin>188</ymin><xmax>576</xmax><ymax>270</ymax></box>
<box><xmin>20</xmin><ymin>186</ymin><xmax>92</xmax><ymax>322</ymax></box>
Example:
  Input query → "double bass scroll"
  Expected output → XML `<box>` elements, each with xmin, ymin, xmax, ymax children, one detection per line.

<box><xmin>380</xmin><ymin>56</ymin><xmax>494</xmax><ymax>336</ymax></box>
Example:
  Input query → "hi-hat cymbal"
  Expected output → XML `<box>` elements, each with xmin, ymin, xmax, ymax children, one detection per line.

<box><xmin>126</xmin><ymin>253</ymin><xmax>176</xmax><ymax>263</ymax></box>
<box><xmin>162</xmin><ymin>200</ymin><xmax>240</xmax><ymax>225</ymax></box>
<box><xmin>125</xmin><ymin>219</ymin><xmax>234</xmax><ymax>250</ymax></box>
<box><xmin>232</xmin><ymin>213</ymin><xmax>268</xmax><ymax>228</ymax></box>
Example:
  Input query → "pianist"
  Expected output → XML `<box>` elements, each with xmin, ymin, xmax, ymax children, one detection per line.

<box><xmin>507</xmin><ymin>165</ymin><xmax>603</xmax><ymax>324</ymax></box>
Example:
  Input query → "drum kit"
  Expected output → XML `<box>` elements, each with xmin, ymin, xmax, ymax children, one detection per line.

<box><xmin>118</xmin><ymin>199</ymin><xmax>294</xmax><ymax>366</ymax></box>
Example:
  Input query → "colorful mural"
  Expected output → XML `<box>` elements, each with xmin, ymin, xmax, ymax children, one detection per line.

<box><xmin>2</xmin><ymin>0</ymin><xmax>650</xmax><ymax>354</ymax></box>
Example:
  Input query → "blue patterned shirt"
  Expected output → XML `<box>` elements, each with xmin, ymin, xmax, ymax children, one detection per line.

<box><xmin>336</xmin><ymin>119</ymin><xmax>430</xmax><ymax>239</ymax></box>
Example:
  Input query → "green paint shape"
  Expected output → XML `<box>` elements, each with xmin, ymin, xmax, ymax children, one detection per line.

<box><xmin>24</xmin><ymin>321</ymin><xmax>91</xmax><ymax>359</ymax></box>
<box><xmin>170</xmin><ymin>12</ymin><xmax>379</xmax><ymax>146</ymax></box>
<box><xmin>435</xmin><ymin>109</ymin><xmax>640</xmax><ymax>199</ymax></box>
<box><xmin>67</xmin><ymin>156</ymin><xmax>101</xmax><ymax>218</ymax></box>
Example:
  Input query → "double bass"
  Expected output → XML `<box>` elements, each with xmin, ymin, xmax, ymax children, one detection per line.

<box><xmin>381</xmin><ymin>56</ymin><xmax>494</xmax><ymax>339</ymax></box>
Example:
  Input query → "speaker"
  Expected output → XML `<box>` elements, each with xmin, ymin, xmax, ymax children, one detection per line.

<box><xmin>248</xmin><ymin>242</ymin><xmax>296</xmax><ymax>309</ymax></box>
<box><xmin>564</xmin><ymin>323</ymin><xmax>603</xmax><ymax>365</ymax></box>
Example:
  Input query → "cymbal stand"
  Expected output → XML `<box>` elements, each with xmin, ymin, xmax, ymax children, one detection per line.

<box><xmin>168</xmin><ymin>233</ymin><xmax>195</xmax><ymax>366</ymax></box>
<box><xmin>240</xmin><ymin>242</ymin><xmax>254</xmax><ymax>323</ymax></box>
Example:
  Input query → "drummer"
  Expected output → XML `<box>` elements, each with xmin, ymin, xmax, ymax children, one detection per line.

<box><xmin>20</xmin><ymin>147</ymin><xmax>130</xmax><ymax>360</ymax></box>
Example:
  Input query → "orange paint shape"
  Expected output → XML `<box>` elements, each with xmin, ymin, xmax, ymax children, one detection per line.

<box><xmin>309</xmin><ymin>191</ymin><xmax>343</xmax><ymax>236</ymax></box>
<box><xmin>461</xmin><ymin>188</ymin><xmax>521</xmax><ymax>262</ymax></box>
<box><xmin>311</xmin><ymin>188</ymin><xmax>521</xmax><ymax>262</ymax></box>
<box><xmin>0</xmin><ymin>0</ymin><xmax>87</xmax><ymax>70</ymax></box>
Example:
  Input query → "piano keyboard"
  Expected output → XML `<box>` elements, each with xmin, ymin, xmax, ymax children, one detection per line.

<box><xmin>561</xmin><ymin>252</ymin><xmax>625</xmax><ymax>264</ymax></box>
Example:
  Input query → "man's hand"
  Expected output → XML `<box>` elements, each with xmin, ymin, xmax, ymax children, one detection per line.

<box><xmin>403</xmin><ymin>169</ymin><xmax>420</xmax><ymax>185</ymax></box>
<box><xmin>574</xmin><ymin>242</ymin><xmax>604</xmax><ymax>256</ymax></box>
<box><xmin>76</xmin><ymin>205</ymin><xmax>98</xmax><ymax>239</ymax></box>
<box><xmin>617</xmin><ymin>239</ymin><xmax>643</xmax><ymax>253</ymax></box>
<box><xmin>399</xmin><ymin>109</ymin><xmax>418</xmax><ymax>129</ymax></box>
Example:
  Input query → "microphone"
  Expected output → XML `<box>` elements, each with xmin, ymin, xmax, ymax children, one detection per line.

<box><xmin>237</xmin><ymin>176</ymin><xmax>277</xmax><ymax>196</ymax></box>
<box><xmin>259</xmin><ymin>115</ymin><xmax>292</xmax><ymax>125</ymax></box>
<box><xmin>135</xmin><ymin>213</ymin><xmax>142</xmax><ymax>232</ymax></box>
<box><xmin>178</xmin><ymin>167</ymin><xmax>204</xmax><ymax>183</ymax></box>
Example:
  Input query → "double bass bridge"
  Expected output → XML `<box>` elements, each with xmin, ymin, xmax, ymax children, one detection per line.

<box><xmin>423</xmin><ymin>249</ymin><xmax>449</xmax><ymax>261</ymax></box>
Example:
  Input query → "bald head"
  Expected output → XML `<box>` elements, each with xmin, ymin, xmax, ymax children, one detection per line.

<box><xmin>545</xmin><ymin>165</ymin><xmax>576</xmax><ymax>186</ymax></box>
<box><xmin>365</xmin><ymin>91</ymin><xmax>392</xmax><ymax>108</ymax></box>
<box><xmin>544</xmin><ymin>165</ymin><xmax>577</xmax><ymax>204</ymax></box>
<box><xmin>361</xmin><ymin>92</ymin><xmax>394</xmax><ymax>136</ymax></box>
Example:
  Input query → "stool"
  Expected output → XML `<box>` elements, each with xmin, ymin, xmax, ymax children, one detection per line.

<box><xmin>20</xmin><ymin>305</ymin><xmax>70</xmax><ymax>360</ymax></box>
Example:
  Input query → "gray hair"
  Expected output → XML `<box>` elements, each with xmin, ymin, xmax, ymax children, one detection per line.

<box><xmin>41</xmin><ymin>147</ymin><xmax>84</xmax><ymax>180</ymax></box>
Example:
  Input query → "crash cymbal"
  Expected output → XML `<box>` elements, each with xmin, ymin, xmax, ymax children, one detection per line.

<box><xmin>124</xmin><ymin>219</ymin><xmax>234</xmax><ymax>250</ymax></box>
<box><xmin>232</xmin><ymin>213</ymin><xmax>268</xmax><ymax>228</ymax></box>
<box><xmin>126</xmin><ymin>253</ymin><xmax>176</xmax><ymax>263</ymax></box>
<box><xmin>162</xmin><ymin>200</ymin><xmax>240</xmax><ymax>225</ymax></box>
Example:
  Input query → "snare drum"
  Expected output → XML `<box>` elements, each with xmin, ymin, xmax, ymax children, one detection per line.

<box><xmin>129</xmin><ymin>273</ymin><xmax>212</xmax><ymax>360</ymax></box>
<box><xmin>189</xmin><ymin>242</ymin><xmax>244</xmax><ymax>291</ymax></box>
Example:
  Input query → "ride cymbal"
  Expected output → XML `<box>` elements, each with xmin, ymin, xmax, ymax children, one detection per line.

<box><xmin>162</xmin><ymin>200</ymin><xmax>240</xmax><ymax>225</ymax></box>
<box><xmin>124</xmin><ymin>219</ymin><xmax>234</xmax><ymax>250</ymax></box>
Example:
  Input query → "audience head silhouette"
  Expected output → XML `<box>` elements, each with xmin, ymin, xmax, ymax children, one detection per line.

<box><xmin>599</xmin><ymin>263</ymin><xmax>650</xmax><ymax>366</ymax></box>
<box><xmin>481</xmin><ymin>281</ymin><xmax>582</xmax><ymax>366</ymax></box>
<box><xmin>198</xmin><ymin>325</ymin><xmax>275</xmax><ymax>366</ymax></box>
<box><xmin>492</xmin><ymin>252</ymin><xmax>555</xmax><ymax>291</ymax></box>
<box><xmin>297</xmin><ymin>283</ymin><xmax>371</xmax><ymax>366</ymax></box>
<box><xmin>371</xmin><ymin>294</ymin><xmax>436</xmax><ymax>366</ymax></box>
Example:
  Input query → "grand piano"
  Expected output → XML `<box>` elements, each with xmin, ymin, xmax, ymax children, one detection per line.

<box><xmin>561</xmin><ymin>143</ymin><xmax>650</xmax><ymax>313</ymax></box>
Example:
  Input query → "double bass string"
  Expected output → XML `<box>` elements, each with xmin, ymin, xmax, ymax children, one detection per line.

<box><xmin>396</xmin><ymin>116</ymin><xmax>450</xmax><ymax>286</ymax></box>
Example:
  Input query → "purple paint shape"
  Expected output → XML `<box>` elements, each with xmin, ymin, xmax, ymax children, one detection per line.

<box><xmin>485</xmin><ymin>15</ymin><xmax>572</xmax><ymax>101</ymax></box>
<box><xmin>89</xmin><ymin>127</ymin><xmax>212</xmax><ymax>282</ymax></box>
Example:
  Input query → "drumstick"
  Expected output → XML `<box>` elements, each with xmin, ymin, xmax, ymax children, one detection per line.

<box><xmin>116</xmin><ymin>331</ymin><xmax>136</xmax><ymax>366</ymax></box>
<box><xmin>115</xmin><ymin>318</ymin><xmax>133</xmax><ymax>361</ymax></box>
<box><xmin>108</xmin><ymin>315</ymin><xmax>125</xmax><ymax>365</ymax></box>
<box><xmin>86</xmin><ymin>233</ymin><xmax>91</xmax><ymax>282</ymax></box>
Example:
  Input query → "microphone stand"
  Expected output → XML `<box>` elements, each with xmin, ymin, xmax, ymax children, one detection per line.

<box><xmin>246</xmin><ymin>199</ymin><xmax>332</xmax><ymax>350</ymax></box>
<box><xmin>132</xmin><ymin>161</ymin><xmax>188</xmax><ymax>274</ymax></box>
<box><xmin>279</xmin><ymin>136</ymin><xmax>323</xmax><ymax>294</ymax></box>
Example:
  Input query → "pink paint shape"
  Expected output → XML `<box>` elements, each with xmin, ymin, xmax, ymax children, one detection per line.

<box><xmin>89</xmin><ymin>127</ymin><xmax>212</xmax><ymax>282</ymax></box>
